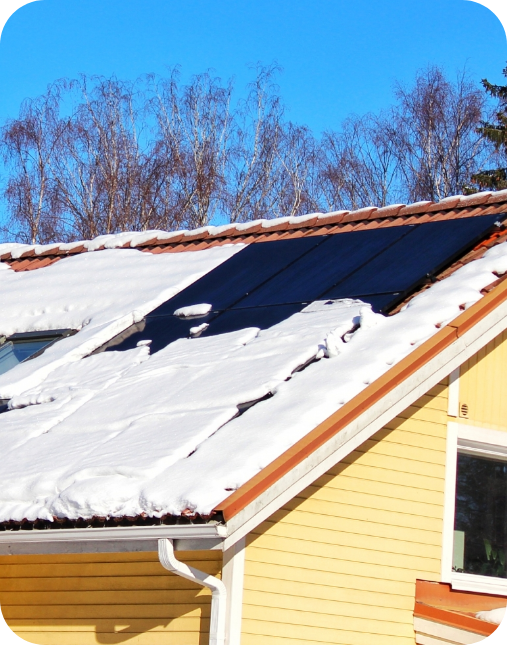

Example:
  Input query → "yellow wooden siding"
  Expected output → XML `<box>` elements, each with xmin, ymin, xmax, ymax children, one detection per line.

<box><xmin>459</xmin><ymin>328</ymin><xmax>507</xmax><ymax>431</ymax></box>
<box><xmin>242</xmin><ymin>381</ymin><xmax>449</xmax><ymax>645</ymax></box>
<box><xmin>0</xmin><ymin>550</ymin><xmax>221</xmax><ymax>644</ymax></box>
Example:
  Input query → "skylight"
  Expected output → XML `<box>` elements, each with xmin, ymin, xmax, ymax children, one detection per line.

<box><xmin>0</xmin><ymin>330</ymin><xmax>75</xmax><ymax>377</ymax></box>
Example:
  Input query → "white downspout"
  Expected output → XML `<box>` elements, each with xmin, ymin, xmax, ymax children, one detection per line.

<box><xmin>158</xmin><ymin>538</ymin><xmax>227</xmax><ymax>645</ymax></box>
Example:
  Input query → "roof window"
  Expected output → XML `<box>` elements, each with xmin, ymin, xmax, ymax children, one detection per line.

<box><xmin>0</xmin><ymin>330</ymin><xmax>75</xmax><ymax>377</ymax></box>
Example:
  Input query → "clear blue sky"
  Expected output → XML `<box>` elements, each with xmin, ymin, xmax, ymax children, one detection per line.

<box><xmin>0</xmin><ymin>0</ymin><xmax>506</xmax><ymax>135</ymax></box>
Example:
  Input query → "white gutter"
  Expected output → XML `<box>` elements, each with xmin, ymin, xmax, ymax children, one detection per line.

<box><xmin>0</xmin><ymin>523</ymin><xmax>227</xmax><ymax>555</ymax></box>
<box><xmin>158</xmin><ymin>538</ymin><xmax>227</xmax><ymax>645</ymax></box>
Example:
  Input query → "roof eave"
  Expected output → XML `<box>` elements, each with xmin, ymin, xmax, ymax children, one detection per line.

<box><xmin>0</xmin><ymin>523</ymin><xmax>227</xmax><ymax>555</ymax></box>
<box><xmin>219</xmin><ymin>276</ymin><xmax>507</xmax><ymax>550</ymax></box>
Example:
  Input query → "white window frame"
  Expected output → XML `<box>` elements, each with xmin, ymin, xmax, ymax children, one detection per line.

<box><xmin>442</xmin><ymin>421</ymin><xmax>507</xmax><ymax>594</ymax></box>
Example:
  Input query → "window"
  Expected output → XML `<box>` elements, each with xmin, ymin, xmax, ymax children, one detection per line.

<box><xmin>442</xmin><ymin>422</ymin><xmax>507</xmax><ymax>594</ymax></box>
<box><xmin>0</xmin><ymin>330</ymin><xmax>75</xmax><ymax>377</ymax></box>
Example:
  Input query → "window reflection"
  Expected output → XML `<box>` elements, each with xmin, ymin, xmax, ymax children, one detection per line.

<box><xmin>454</xmin><ymin>453</ymin><xmax>507</xmax><ymax>578</ymax></box>
<box><xmin>0</xmin><ymin>339</ymin><xmax>54</xmax><ymax>376</ymax></box>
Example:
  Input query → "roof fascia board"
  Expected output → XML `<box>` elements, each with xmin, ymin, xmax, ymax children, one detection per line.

<box><xmin>0</xmin><ymin>524</ymin><xmax>227</xmax><ymax>556</ymax></box>
<box><xmin>222</xmin><ymin>294</ymin><xmax>507</xmax><ymax>550</ymax></box>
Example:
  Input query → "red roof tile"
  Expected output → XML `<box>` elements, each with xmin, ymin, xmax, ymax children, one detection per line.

<box><xmin>1</xmin><ymin>190</ymin><xmax>506</xmax><ymax>272</ymax></box>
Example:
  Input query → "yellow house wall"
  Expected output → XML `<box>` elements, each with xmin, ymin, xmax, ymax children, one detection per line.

<box><xmin>242</xmin><ymin>329</ymin><xmax>507</xmax><ymax>645</ymax></box>
<box><xmin>3</xmin><ymin>332</ymin><xmax>507</xmax><ymax>645</ymax></box>
<box><xmin>241</xmin><ymin>381</ymin><xmax>450</xmax><ymax>645</ymax></box>
<box><xmin>0</xmin><ymin>549</ymin><xmax>221</xmax><ymax>645</ymax></box>
<box><xmin>458</xmin><ymin>328</ymin><xmax>507</xmax><ymax>432</ymax></box>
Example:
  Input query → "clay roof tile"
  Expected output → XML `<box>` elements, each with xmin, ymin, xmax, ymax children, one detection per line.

<box><xmin>458</xmin><ymin>192</ymin><xmax>493</xmax><ymax>207</ymax></box>
<box><xmin>398</xmin><ymin>201</ymin><xmax>434</xmax><ymax>216</ymax></box>
<box><xmin>487</xmin><ymin>188</ymin><xmax>507</xmax><ymax>204</ymax></box>
<box><xmin>427</xmin><ymin>195</ymin><xmax>463</xmax><ymax>212</ymax></box>
<box><xmin>315</xmin><ymin>211</ymin><xmax>349</xmax><ymax>225</ymax></box>
<box><xmin>372</xmin><ymin>204</ymin><xmax>406</xmax><ymax>219</ymax></box>
<box><xmin>342</xmin><ymin>207</ymin><xmax>377</xmax><ymax>222</ymax></box>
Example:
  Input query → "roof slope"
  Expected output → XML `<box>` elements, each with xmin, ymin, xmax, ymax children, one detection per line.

<box><xmin>0</xmin><ymin>191</ymin><xmax>507</xmax><ymax>528</ymax></box>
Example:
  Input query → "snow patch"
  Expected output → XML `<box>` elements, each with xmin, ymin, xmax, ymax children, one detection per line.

<box><xmin>476</xmin><ymin>607</ymin><xmax>506</xmax><ymax>625</ymax></box>
<box><xmin>174</xmin><ymin>303</ymin><xmax>213</xmax><ymax>318</ymax></box>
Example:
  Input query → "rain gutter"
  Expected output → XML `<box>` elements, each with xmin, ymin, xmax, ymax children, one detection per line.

<box><xmin>0</xmin><ymin>523</ymin><xmax>227</xmax><ymax>555</ymax></box>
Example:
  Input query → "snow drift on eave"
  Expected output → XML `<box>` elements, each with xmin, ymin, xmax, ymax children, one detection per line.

<box><xmin>1</xmin><ymin>240</ymin><xmax>507</xmax><ymax>522</ymax></box>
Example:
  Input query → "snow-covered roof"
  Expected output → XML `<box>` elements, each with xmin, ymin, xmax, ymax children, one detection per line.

<box><xmin>1</xmin><ymin>192</ymin><xmax>507</xmax><ymax>527</ymax></box>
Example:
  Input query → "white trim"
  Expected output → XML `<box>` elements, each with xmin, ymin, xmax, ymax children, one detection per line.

<box><xmin>448</xmin><ymin>367</ymin><xmax>460</xmax><ymax>417</ymax></box>
<box><xmin>0</xmin><ymin>523</ymin><xmax>227</xmax><ymax>555</ymax></box>
<box><xmin>224</xmin><ymin>299</ymin><xmax>507</xmax><ymax>549</ymax></box>
<box><xmin>158</xmin><ymin>539</ymin><xmax>227</xmax><ymax>645</ymax></box>
<box><xmin>441</xmin><ymin>422</ymin><xmax>459</xmax><ymax>583</ymax></box>
<box><xmin>458</xmin><ymin>424</ymin><xmax>507</xmax><ymax>450</ymax></box>
<box><xmin>222</xmin><ymin>537</ymin><xmax>245</xmax><ymax>645</ymax></box>
<box><xmin>442</xmin><ymin>421</ymin><xmax>507</xmax><ymax>595</ymax></box>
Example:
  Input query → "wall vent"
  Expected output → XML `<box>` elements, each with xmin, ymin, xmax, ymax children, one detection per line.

<box><xmin>460</xmin><ymin>403</ymin><xmax>469</xmax><ymax>418</ymax></box>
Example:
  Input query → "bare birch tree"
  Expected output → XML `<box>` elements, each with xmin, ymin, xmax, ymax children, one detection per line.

<box><xmin>224</xmin><ymin>65</ymin><xmax>285</xmax><ymax>222</ymax></box>
<box><xmin>392</xmin><ymin>66</ymin><xmax>488</xmax><ymax>202</ymax></box>
<box><xmin>319</xmin><ymin>113</ymin><xmax>402</xmax><ymax>210</ymax></box>
<box><xmin>0</xmin><ymin>83</ymin><xmax>66</xmax><ymax>243</ymax></box>
<box><xmin>275</xmin><ymin>123</ymin><xmax>320</xmax><ymax>217</ymax></box>
<box><xmin>53</xmin><ymin>75</ymin><xmax>171</xmax><ymax>239</ymax></box>
<box><xmin>150</xmin><ymin>69</ymin><xmax>232</xmax><ymax>229</ymax></box>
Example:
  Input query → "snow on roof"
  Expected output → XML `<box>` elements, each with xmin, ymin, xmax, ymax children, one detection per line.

<box><xmin>0</xmin><ymin>244</ymin><xmax>242</xmax><ymax>399</ymax></box>
<box><xmin>1</xmin><ymin>230</ymin><xmax>507</xmax><ymax>524</ymax></box>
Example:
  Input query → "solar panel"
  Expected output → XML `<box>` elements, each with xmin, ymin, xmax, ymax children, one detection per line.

<box><xmin>105</xmin><ymin>214</ymin><xmax>504</xmax><ymax>355</ymax></box>
<box><xmin>324</xmin><ymin>215</ymin><xmax>501</xmax><ymax>301</ymax></box>
<box><xmin>105</xmin><ymin>313</ymin><xmax>216</xmax><ymax>354</ymax></box>
<box><xmin>149</xmin><ymin>235</ymin><xmax>326</xmax><ymax>317</ymax></box>
<box><xmin>201</xmin><ymin>304</ymin><xmax>303</xmax><ymax>337</ymax></box>
<box><xmin>354</xmin><ymin>292</ymin><xmax>403</xmax><ymax>313</ymax></box>
<box><xmin>229</xmin><ymin>226</ymin><xmax>411</xmax><ymax>308</ymax></box>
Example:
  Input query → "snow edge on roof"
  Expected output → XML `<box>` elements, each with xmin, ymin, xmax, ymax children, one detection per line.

<box><xmin>2</xmin><ymin>190</ymin><xmax>507</xmax><ymax>266</ymax></box>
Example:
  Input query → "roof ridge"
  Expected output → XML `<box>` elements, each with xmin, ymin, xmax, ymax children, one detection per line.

<box><xmin>1</xmin><ymin>190</ymin><xmax>506</xmax><ymax>267</ymax></box>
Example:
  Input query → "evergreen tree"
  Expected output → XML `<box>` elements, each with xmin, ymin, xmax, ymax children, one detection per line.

<box><xmin>472</xmin><ymin>64</ymin><xmax>507</xmax><ymax>191</ymax></box>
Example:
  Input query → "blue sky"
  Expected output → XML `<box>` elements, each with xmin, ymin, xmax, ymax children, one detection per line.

<box><xmin>0</xmin><ymin>0</ymin><xmax>506</xmax><ymax>135</ymax></box>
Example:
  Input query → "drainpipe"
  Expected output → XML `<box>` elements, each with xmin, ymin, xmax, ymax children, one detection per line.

<box><xmin>158</xmin><ymin>538</ymin><xmax>227</xmax><ymax>645</ymax></box>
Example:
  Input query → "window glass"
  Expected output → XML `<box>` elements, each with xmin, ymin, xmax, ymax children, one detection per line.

<box><xmin>454</xmin><ymin>452</ymin><xmax>507</xmax><ymax>578</ymax></box>
<box><xmin>0</xmin><ymin>339</ymin><xmax>53</xmax><ymax>376</ymax></box>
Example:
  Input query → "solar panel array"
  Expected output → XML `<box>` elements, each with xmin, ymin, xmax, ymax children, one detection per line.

<box><xmin>107</xmin><ymin>215</ymin><xmax>503</xmax><ymax>354</ymax></box>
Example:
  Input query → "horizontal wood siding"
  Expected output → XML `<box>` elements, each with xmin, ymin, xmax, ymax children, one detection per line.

<box><xmin>459</xmin><ymin>329</ymin><xmax>507</xmax><ymax>431</ymax></box>
<box><xmin>0</xmin><ymin>550</ymin><xmax>221</xmax><ymax>644</ymax></box>
<box><xmin>242</xmin><ymin>381</ymin><xmax>449</xmax><ymax>645</ymax></box>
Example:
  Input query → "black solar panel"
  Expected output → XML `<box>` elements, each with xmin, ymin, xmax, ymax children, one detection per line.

<box><xmin>105</xmin><ymin>214</ymin><xmax>504</xmax><ymax>355</ymax></box>
<box><xmin>201</xmin><ymin>304</ymin><xmax>303</xmax><ymax>337</ymax></box>
<box><xmin>149</xmin><ymin>235</ymin><xmax>326</xmax><ymax>317</ymax></box>
<box><xmin>355</xmin><ymin>292</ymin><xmax>403</xmax><ymax>313</ymax></box>
<box><xmin>324</xmin><ymin>215</ymin><xmax>500</xmax><ymax>301</ymax></box>
<box><xmin>229</xmin><ymin>226</ymin><xmax>411</xmax><ymax>308</ymax></box>
<box><xmin>105</xmin><ymin>313</ymin><xmax>216</xmax><ymax>354</ymax></box>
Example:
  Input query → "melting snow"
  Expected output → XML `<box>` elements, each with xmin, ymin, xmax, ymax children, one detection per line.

<box><xmin>476</xmin><ymin>607</ymin><xmax>506</xmax><ymax>624</ymax></box>
<box><xmin>1</xmin><ymin>240</ymin><xmax>507</xmax><ymax>521</ymax></box>
<box><xmin>174</xmin><ymin>303</ymin><xmax>213</xmax><ymax>318</ymax></box>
